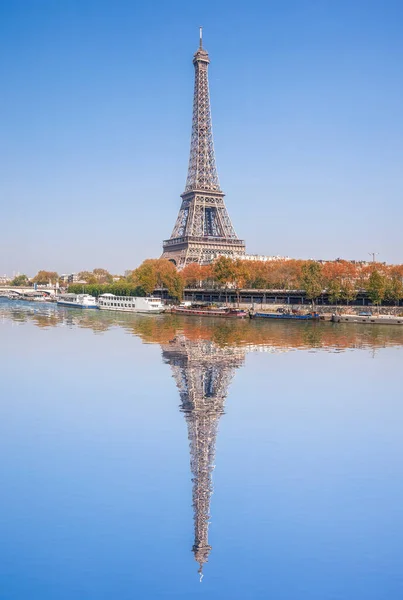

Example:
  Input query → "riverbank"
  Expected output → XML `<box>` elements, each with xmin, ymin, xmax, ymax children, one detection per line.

<box><xmin>223</xmin><ymin>302</ymin><xmax>403</xmax><ymax>317</ymax></box>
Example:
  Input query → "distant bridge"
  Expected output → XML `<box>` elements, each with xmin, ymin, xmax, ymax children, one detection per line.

<box><xmin>0</xmin><ymin>287</ymin><xmax>55</xmax><ymax>297</ymax></box>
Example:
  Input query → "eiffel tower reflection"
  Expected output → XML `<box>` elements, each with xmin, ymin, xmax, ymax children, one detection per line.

<box><xmin>162</xmin><ymin>335</ymin><xmax>246</xmax><ymax>579</ymax></box>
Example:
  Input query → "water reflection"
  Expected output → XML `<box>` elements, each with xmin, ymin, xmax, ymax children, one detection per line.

<box><xmin>162</xmin><ymin>335</ymin><xmax>245</xmax><ymax>578</ymax></box>
<box><xmin>2</xmin><ymin>298</ymin><xmax>403</xmax><ymax>351</ymax></box>
<box><xmin>2</xmin><ymin>299</ymin><xmax>403</xmax><ymax>582</ymax></box>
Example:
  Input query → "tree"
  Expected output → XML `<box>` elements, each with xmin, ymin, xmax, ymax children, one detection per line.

<box><xmin>68</xmin><ymin>282</ymin><xmax>145</xmax><ymax>297</ymax></box>
<box><xmin>163</xmin><ymin>268</ymin><xmax>184</xmax><ymax>300</ymax></box>
<box><xmin>300</xmin><ymin>262</ymin><xmax>323</xmax><ymax>306</ymax></box>
<box><xmin>133</xmin><ymin>260</ymin><xmax>159</xmax><ymax>294</ymax></box>
<box><xmin>76</xmin><ymin>269</ymin><xmax>113</xmax><ymax>284</ymax></box>
<box><xmin>211</xmin><ymin>256</ymin><xmax>237</xmax><ymax>287</ymax></box>
<box><xmin>367</xmin><ymin>270</ymin><xmax>387</xmax><ymax>307</ymax></box>
<box><xmin>385</xmin><ymin>272</ymin><xmax>403</xmax><ymax>305</ymax></box>
<box><xmin>32</xmin><ymin>270</ymin><xmax>58</xmax><ymax>284</ymax></box>
<box><xmin>210</xmin><ymin>257</ymin><xmax>248</xmax><ymax>303</ymax></box>
<box><xmin>273</xmin><ymin>259</ymin><xmax>303</xmax><ymax>289</ymax></box>
<box><xmin>11</xmin><ymin>274</ymin><xmax>29</xmax><ymax>286</ymax></box>
<box><xmin>181</xmin><ymin>263</ymin><xmax>205</xmax><ymax>288</ymax></box>
<box><xmin>232</xmin><ymin>259</ymin><xmax>249</xmax><ymax>304</ymax></box>
<box><xmin>78</xmin><ymin>271</ymin><xmax>96</xmax><ymax>284</ymax></box>
<box><xmin>132</xmin><ymin>259</ymin><xmax>183</xmax><ymax>299</ymax></box>
<box><xmin>180</xmin><ymin>263</ymin><xmax>212</xmax><ymax>288</ymax></box>
<box><xmin>243</xmin><ymin>261</ymin><xmax>270</xmax><ymax>288</ymax></box>
<box><xmin>340</xmin><ymin>280</ymin><xmax>357</xmax><ymax>305</ymax></box>
<box><xmin>92</xmin><ymin>268</ymin><xmax>113</xmax><ymax>284</ymax></box>
<box><xmin>238</xmin><ymin>259</ymin><xmax>305</xmax><ymax>290</ymax></box>
<box><xmin>327</xmin><ymin>279</ymin><xmax>341</xmax><ymax>305</ymax></box>
<box><xmin>322</xmin><ymin>260</ymin><xmax>358</xmax><ymax>305</ymax></box>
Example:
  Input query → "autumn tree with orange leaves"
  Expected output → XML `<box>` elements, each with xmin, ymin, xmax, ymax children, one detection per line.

<box><xmin>32</xmin><ymin>270</ymin><xmax>59</xmax><ymax>285</ymax></box>
<box><xmin>71</xmin><ymin>257</ymin><xmax>403</xmax><ymax>305</ymax></box>
<box><xmin>180</xmin><ymin>263</ymin><xmax>212</xmax><ymax>288</ymax></box>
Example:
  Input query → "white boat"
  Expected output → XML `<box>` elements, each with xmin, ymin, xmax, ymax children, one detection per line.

<box><xmin>57</xmin><ymin>293</ymin><xmax>98</xmax><ymax>309</ymax></box>
<box><xmin>97</xmin><ymin>294</ymin><xmax>165</xmax><ymax>313</ymax></box>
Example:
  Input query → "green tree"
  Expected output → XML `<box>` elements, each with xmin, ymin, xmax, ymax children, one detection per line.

<box><xmin>386</xmin><ymin>276</ymin><xmax>403</xmax><ymax>306</ymax></box>
<box><xmin>11</xmin><ymin>274</ymin><xmax>29</xmax><ymax>286</ymax></box>
<box><xmin>367</xmin><ymin>270</ymin><xmax>387</xmax><ymax>307</ymax></box>
<box><xmin>301</xmin><ymin>262</ymin><xmax>323</xmax><ymax>306</ymax></box>
<box><xmin>212</xmin><ymin>256</ymin><xmax>237</xmax><ymax>286</ymax></box>
<box><xmin>340</xmin><ymin>280</ymin><xmax>357</xmax><ymax>305</ymax></box>
<box><xmin>68</xmin><ymin>282</ymin><xmax>145</xmax><ymax>297</ymax></box>
<box><xmin>327</xmin><ymin>279</ymin><xmax>341</xmax><ymax>305</ymax></box>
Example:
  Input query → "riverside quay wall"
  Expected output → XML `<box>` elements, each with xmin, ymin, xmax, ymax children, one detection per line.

<box><xmin>155</xmin><ymin>288</ymin><xmax>403</xmax><ymax>309</ymax></box>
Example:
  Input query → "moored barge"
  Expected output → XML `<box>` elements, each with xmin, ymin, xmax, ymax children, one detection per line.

<box><xmin>172</xmin><ymin>304</ymin><xmax>247</xmax><ymax>318</ymax></box>
<box><xmin>250</xmin><ymin>310</ymin><xmax>320</xmax><ymax>321</ymax></box>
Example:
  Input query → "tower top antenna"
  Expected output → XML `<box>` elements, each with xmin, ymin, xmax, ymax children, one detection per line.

<box><xmin>199</xmin><ymin>26</ymin><xmax>203</xmax><ymax>49</ymax></box>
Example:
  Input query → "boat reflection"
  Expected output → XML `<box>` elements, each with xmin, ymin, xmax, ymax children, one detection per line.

<box><xmin>3</xmin><ymin>299</ymin><xmax>403</xmax><ymax>351</ymax></box>
<box><xmin>2</xmin><ymin>299</ymin><xmax>403</xmax><ymax>577</ymax></box>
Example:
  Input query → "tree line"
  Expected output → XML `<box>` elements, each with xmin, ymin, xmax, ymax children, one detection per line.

<box><xmin>7</xmin><ymin>298</ymin><xmax>403</xmax><ymax>349</ymax></box>
<box><xmin>68</xmin><ymin>261</ymin><xmax>184</xmax><ymax>299</ymax></box>
<box><xmin>180</xmin><ymin>257</ymin><xmax>403</xmax><ymax>306</ymax></box>
<box><xmin>10</xmin><ymin>258</ymin><xmax>403</xmax><ymax>305</ymax></box>
<box><xmin>71</xmin><ymin>258</ymin><xmax>403</xmax><ymax>306</ymax></box>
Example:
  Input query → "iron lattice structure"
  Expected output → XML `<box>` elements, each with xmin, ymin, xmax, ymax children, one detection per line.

<box><xmin>162</xmin><ymin>30</ymin><xmax>245</xmax><ymax>269</ymax></box>
<box><xmin>162</xmin><ymin>336</ymin><xmax>245</xmax><ymax>578</ymax></box>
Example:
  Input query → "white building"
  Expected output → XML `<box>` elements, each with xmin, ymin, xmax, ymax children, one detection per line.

<box><xmin>210</xmin><ymin>252</ymin><xmax>290</xmax><ymax>263</ymax></box>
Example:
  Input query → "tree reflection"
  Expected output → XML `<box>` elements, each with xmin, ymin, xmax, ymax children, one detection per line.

<box><xmin>2</xmin><ymin>299</ymin><xmax>403</xmax><ymax>577</ymax></box>
<box><xmin>2</xmin><ymin>300</ymin><xmax>403</xmax><ymax>351</ymax></box>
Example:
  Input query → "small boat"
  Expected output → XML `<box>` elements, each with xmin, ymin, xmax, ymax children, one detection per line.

<box><xmin>250</xmin><ymin>310</ymin><xmax>320</xmax><ymax>320</ymax></box>
<box><xmin>97</xmin><ymin>294</ymin><xmax>165</xmax><ymax>313</ymax></box>
<box><xmin>172</xmin><ymin>304</ymin><xmax>247</xmax><ymax>318</ymax></box>
<box><xmin>57</xmin><ymin>293</ymin><xmax>98</xmax><ymax>309</ymax></box>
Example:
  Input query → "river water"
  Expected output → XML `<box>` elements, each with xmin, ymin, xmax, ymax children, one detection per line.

<box><xmin>1</xmin><ymin>298</ymin><xmax>403</xmax><ymax>600</ymax></box>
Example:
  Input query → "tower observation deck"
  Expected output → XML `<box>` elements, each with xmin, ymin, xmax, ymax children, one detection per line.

<box><xmin>162</xmin><ymin>28</ymin><xmax>246</xmax><ymax>269</ymax></box>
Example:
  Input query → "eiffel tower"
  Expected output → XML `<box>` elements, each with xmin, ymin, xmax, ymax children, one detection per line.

<box><xmin>162</xmin><ymin>335</ymin><xmax>246</xmax><ymax>578</ymax></box>
<box><xmin>162</xmin><ymin>29</ymin><xmax>246</xmax><ymax>269</ymax></box>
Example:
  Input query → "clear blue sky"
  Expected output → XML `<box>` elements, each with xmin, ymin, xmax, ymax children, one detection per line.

<box><xmin>1</xmin><ymin>0</ymin><xmax>402</xmax><ymax>276</ymax></box>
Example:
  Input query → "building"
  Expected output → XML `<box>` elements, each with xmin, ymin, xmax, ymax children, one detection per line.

<box><xmin>210</xmin><ymin>253</ymin><xmax>290</xmax><ymax>263</ymax></box>
<box><xmin>59</xmin><ymin>273</ymin><xmax>87</xmax><ymax>285</ymax></box>
<box><xmin>162</xmin><ymin>29</ymin><xmax>245</xmax><ymax>269</ymax></box>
